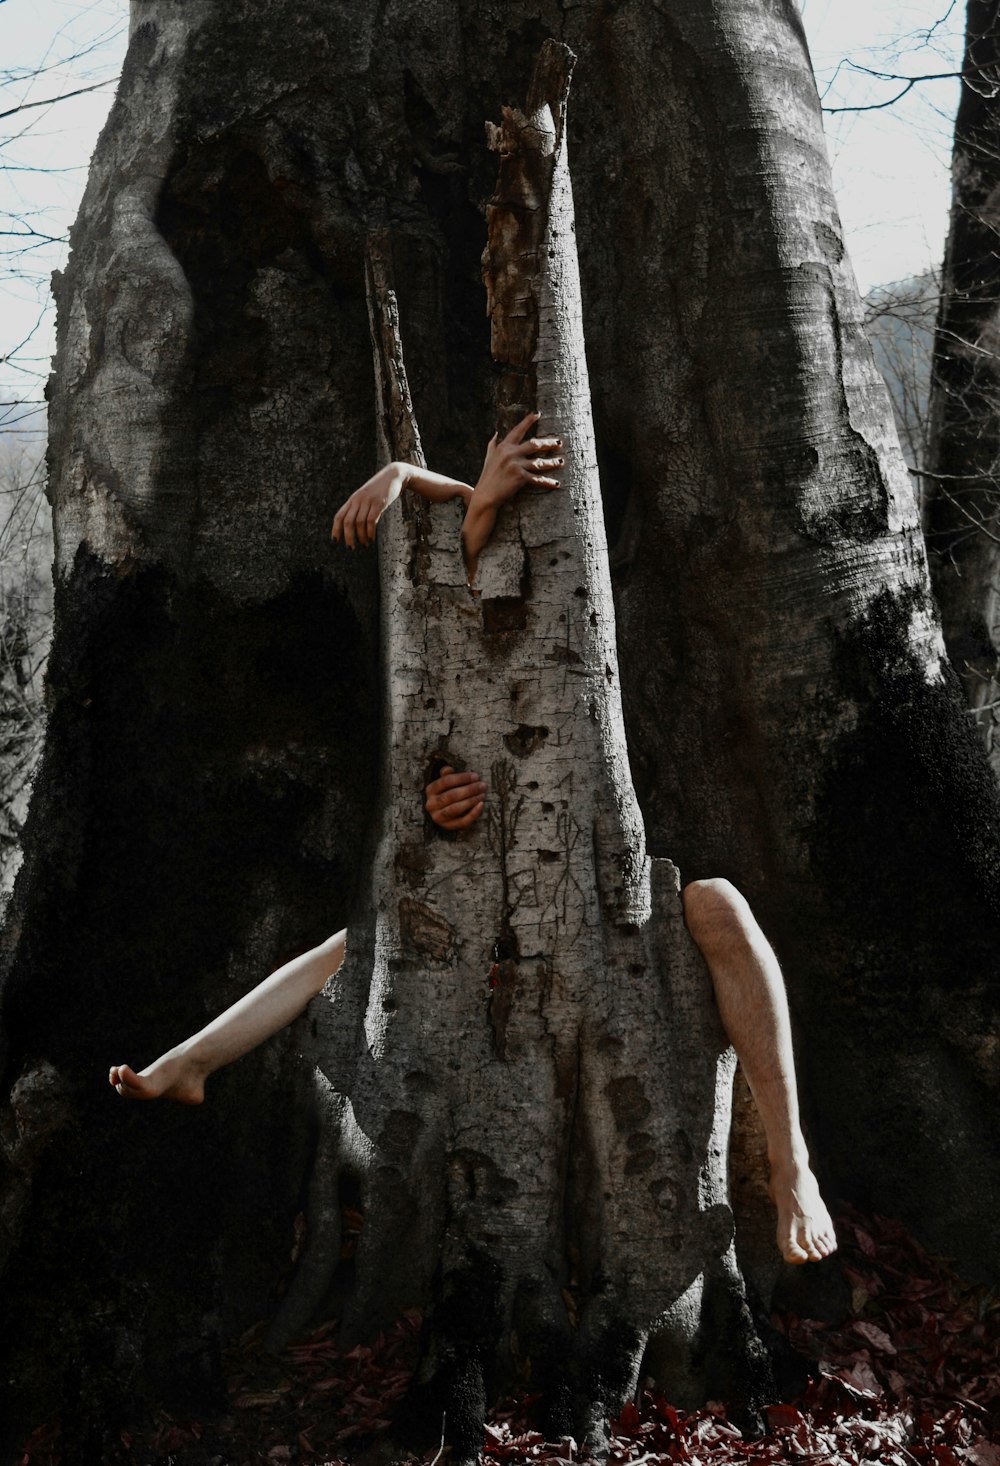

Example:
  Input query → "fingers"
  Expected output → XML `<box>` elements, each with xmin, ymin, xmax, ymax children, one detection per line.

<box><xmin>504</xmin><ymin>413</ymin><xmax>564</xmax><ymax>458</ymax></box>
<box><xmin>332</xmin><ymin>496</ymin><xmax>360</xmax><ymax>550</ymax></box>
<box><xmin>507</xmin><ymin>420</ymin><xmax>564</xmax><ymax>487</ymax></box>
<box><xmin>425</xmin><ymin>773</ymin><xmax>487</xmax><ymax>810</ymax></box>
<box><xmin>332</xmin><ymin>493</ymin><xmax>381</xmax><ymax>550</ymax></box>
<box><xmin>436</xmin><ymin>800</ymin><xmax>485</xmax><ymax>830</ymax></box>
<box><xmin>525</xmin><ymin>460</ymin><xmax>564</xmax><ymax>483</ymax></box>
<box><xmin>434</xmin><ymin>792</ymin><xmax>484</xmax><ymax>821</ymax></box>
<box><xmin>425</xmin><ymin>766</ymin><xmax>477</xmax><ymax>801</ymax></box>
<box><xmin>508</xmin><ymin>410</ymin><xmax>541</xmax><ymax>444</ymax></box>
<box><xmin>425</xmin><ymin>766</ymin><xmax>488</xmax><ymax>829</ymax></box>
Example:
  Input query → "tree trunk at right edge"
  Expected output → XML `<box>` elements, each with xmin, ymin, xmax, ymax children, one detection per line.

<box><xmin>582</xmin><ymin>0</ymin><xmax>1000</xmax><ymax>1297</ymax></box>
<box><xmin>925</xmin><ymin>2</ymin><xmax>1000</xmax><ymax>762</ymax></box>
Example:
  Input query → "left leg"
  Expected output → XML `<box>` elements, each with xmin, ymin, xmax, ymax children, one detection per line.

<box><xmin>681</xmin><ymin>880</ymin><xmax>836</xmax><ymax>1264</ymax></box>
<box><xmin>109</xmin><ymin>929</ymin><xmax>346</xmax><ymax>1103</ymax></box>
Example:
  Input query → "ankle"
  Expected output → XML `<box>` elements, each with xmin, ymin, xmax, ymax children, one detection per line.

<box><xmin>768</xmin><ymin>1138</ymin><xmax>811</xmax><ymax>1178</ymax></box>
<box><xmin>158</xmin><ymin>1040</ymin><xmax>210</xmax><ymax>1082</ymax></box>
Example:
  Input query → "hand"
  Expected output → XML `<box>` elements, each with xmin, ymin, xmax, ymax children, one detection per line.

<box><xmin>332</xmin><ymin>464</ymin><xmax>405</xmax><ymax>549</ymax></box>
<box><xmin>425</xmin><ymin>766</ymin><xmax>487</xmax><ymax>831</ymax></box>
<box><xmin>472</xmin><ymin>412</ymin><xmax>564</xmax><ymax>511</ymax></box>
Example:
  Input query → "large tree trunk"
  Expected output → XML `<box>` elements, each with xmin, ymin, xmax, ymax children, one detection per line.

<box><xmin>925</xmin><ymin>2</ymin><xmax>1000</xmax><ymax>758</ymax></box>
<box><xmin>267</xmin><ymin>52</ymin><xmax>763</xmax><ymax>1453</ymax></box>
<box><xmin>591</xmin><ymin>0</ymin><xmax>1000</xmax><ymax>1299</ymax></box>
<box><xmin>3</xmin><ymin>0</ymin><xmax>1000</xmax><ymax>1453</ymax></box>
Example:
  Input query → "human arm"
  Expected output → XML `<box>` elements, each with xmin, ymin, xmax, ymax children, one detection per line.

<box><xmin>461</xmin><ymin>412</ymin><xmax>564</xmax><ymax>575</ymax></box>
<box><xmin>332</xmin><ymin>462</ymin><xmax>474</xmax><ymax>549</ymax></box>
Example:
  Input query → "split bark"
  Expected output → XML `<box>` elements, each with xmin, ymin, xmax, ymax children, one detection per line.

<box><xmin>275</xmin><ymin>44</ymin><xmax>764</xmax><ymax>1453</ymax></box>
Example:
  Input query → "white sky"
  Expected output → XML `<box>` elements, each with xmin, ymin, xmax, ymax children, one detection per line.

<box><xmin>0</xmin><ymin>0</ymin><xmax>966</xmax><ymax>420</ymax></box>
<box><xmin>803</xmin><ymin>0</ymin><xmax>964</xmax><ymax>292</ymax></box>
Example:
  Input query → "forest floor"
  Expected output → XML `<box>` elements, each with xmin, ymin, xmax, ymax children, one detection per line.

<box><xmin>17</xmin><ymin>1206</ymin><xmax>1000</xmax><ymax>1466</ymax></box>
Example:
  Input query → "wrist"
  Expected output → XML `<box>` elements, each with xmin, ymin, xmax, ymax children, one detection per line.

<box><xmin>468</xmin><ymin>479</ymin><xmax>502</xmax><ymax>513</ymax></box>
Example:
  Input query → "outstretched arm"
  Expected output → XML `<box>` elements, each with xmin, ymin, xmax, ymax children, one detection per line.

<box><xmin>109</xmin><ymin>930</ymin><xmax>346</xmax><ymax>1104</ymax></box>
<box><xmin>332</xmin><ymin>463</ymin><xmax>474</xmax><ymax>549</ymax></box>
<box><xmin>331</xmin><ymin>415</ymin><xmax>563</xmax><ymax>565</ymax></box>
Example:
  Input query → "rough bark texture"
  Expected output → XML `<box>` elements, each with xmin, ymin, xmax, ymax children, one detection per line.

<box><xmin>583</xmin><ymin>1</ymin><xmax>1000</xmax><ymax>1301</ymax></box>
<box><xmin>269</xmin><ymin>55</ymin><xmax>764</xmax><ymax>1452</ymax></box>
<box><xmin>2</xmin><ymin>0</ymin><xmax>1000</xmax><ymax>1452</ymax></box>
<box><xmin>926</xmin><ymin>2</ymin><xmax>1000</xmax><ymax>760</ymax></box>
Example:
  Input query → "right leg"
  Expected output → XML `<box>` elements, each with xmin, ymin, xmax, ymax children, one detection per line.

<box><xmin>109</xmin><ymin>929</ymin><xmax>346</xmax><ymax>1103</ymax></box>
<box><xmin>681</xmin><ymin>880</ymin><xmax>836</xmax><ymax>1264</ymax></box>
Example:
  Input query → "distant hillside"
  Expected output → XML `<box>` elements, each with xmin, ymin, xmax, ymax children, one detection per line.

<box><xmin>864</xmin><ymin>271</ymin><xmax>938</xmax><ymax>474</ymax></box>
<box><xmin>0</xmin><ymin>399</ymin><xmax>51</xmax><ymax>904</ymax></box>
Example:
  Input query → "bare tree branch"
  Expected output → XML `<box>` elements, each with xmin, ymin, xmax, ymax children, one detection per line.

<box><xmin>823</xmin><ymin>64</ymin><xmax>964</xmax><ymax>114</ymax></box>
<box><xmin>0</xmin><ymin>77</ymin><xmax>118</xmax><ymax>124</ymax></box>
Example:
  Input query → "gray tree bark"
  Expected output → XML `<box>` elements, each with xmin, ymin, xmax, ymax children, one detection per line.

<box><xmin>2</xmin><ymin>0</ymin><xmax>1000</xmax><ymax>1455</ymax></box>
<box><xmin>925</xmin><ymin>2</ymin><xmax>1000</xmax><ymax>761</ymax></box>
<box><xmin>266</xmin><ymin>50</ymin><xmax>760</xmax><ymax>1453</ymax></box>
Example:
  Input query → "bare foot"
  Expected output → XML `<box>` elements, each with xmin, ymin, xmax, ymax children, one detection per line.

<box><xmin>109</xmin><ymin>1052</ymin><xmax>207</xmax><ymax>1105</ymax></box>
<box><xmin>769</xmin><ymin>1158</ymin><xmax>838</xmax><ymax>1264</ymax></box>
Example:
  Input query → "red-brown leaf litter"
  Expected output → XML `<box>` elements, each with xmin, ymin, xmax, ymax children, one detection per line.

<box><xmin>18</xmin><ymin>1208</ymin><xmax>1000</xmax><ymax>1466</ymax></box>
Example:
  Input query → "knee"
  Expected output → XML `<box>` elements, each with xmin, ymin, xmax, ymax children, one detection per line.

<box><xmin>681</xmin><ymin>878</ymin><xmax>751</xmax><ymax>949</ymax></box>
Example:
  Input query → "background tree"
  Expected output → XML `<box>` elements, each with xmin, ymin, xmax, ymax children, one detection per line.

<box><xmin>0</xmin><ymin>5</ymin><xmax>125</xmax><ymax>906</ymax></box>
<box><xmin>3</xmin><ymin>0</ymin><xmax>1000</xmax><ymax>1456</ymax></box>
<box><xmin>925</xmin><ymin>1</ymin><xmax>1000</xmax><ymax>765</ymax></box>
<box><xmin>0</xmin><ymin>436</ymin><xmax>50</xmax><ymax>897</ymax></box>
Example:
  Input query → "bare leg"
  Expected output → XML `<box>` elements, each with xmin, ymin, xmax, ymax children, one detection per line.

<box><xmin>681</xmin><ymin>881</ymin><xmax>836</xmax><ymax>1264</ymax></box>
<box><xmin>109</xmin><ymin>929</ymin><xmax>346</xmax><ymax>1104</ymax></box>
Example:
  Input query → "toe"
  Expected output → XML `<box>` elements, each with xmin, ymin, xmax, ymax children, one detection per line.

<box><xmin>782</xmin><ymin>1229</ymin><xmax>810</xmax><ymax>1264</ymax></box>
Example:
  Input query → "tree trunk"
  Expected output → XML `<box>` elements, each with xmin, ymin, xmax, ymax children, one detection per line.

<box><xmin>3</xmin><ymin>0</ymin><xmax>1000</xmax><ymax>1452</ymax></box>
<box><xmin>591</xmin><ymin>0</ymin><xmax>1000</xmax><ymax>1302</ymax></box>
<box><xmin>265</xmin><ymin>50</ymin><xmax>766</xmax><ymax>1454</ymax></box>
<box><xmin>925</xmin><ymin>2</ymin><xmax>1000</xmax><ymax>759</ymax></box>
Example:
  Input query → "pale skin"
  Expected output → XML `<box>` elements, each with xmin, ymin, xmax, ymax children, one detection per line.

<box><xmin>112</xmin><ymin>420</ymin><xmax>835</xmax><ymax>1264</ymax></box>
<box><xmin>330</xmin><ymin>410</ymin><xmax>563</xmax><ymax>580</ymax></box>
<box><xmin>681</xmin><ymin>879</ymin><xmax>836</xmax><ymax>1264</ymax></box>
<box><xmin>107</xmin><ymin>768</ymin><xmax>488</xmax><ymax>1101</ymax></box>
<box><xmin>109</xmin><ymin>932</ymin><xmax>348</xmax><ymax>1103</ymax></box>
<box><xmin>110</xmin><ymin>421</ymin><xmax>555</xmax><ymax>1102</ymax></box>
<box><xmin>335</xmin><ymin>428</ymin><xmax>835</xmax><ymax>1262</ymax></box>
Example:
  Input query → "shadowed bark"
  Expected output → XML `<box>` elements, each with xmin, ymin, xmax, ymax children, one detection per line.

<box><xmin>925</xmin><ymin>2</ymin><xmax>1000</xmax><ymax>756</ymax></box>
